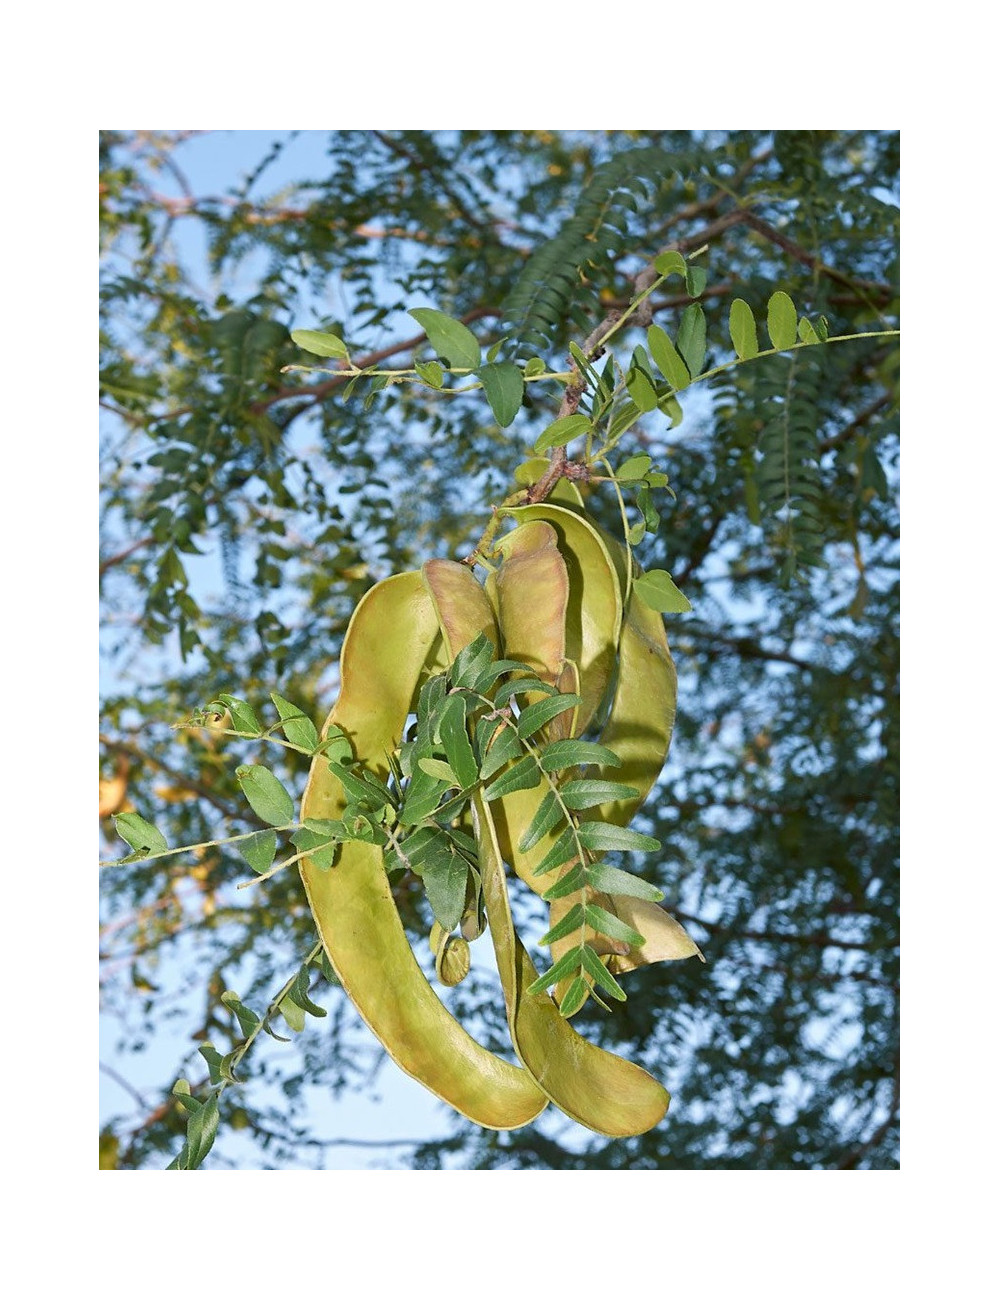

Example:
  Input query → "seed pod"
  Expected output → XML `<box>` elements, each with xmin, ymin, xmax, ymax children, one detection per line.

<box><xmin>473</xmin><ymin>788</ymin><xmax>670</xmax><ymax>1137</ymax></box>
<box><xmin>435</xmin><ymin>933</ymin><xmax>472</xmax><ymax>987</ymax></box>
<box><xmin>300</xmin><ymin>570</ymin><xmax>547</xmax><ymax>1130</ymax></box>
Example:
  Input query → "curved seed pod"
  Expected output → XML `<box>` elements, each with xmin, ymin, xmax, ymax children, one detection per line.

<box><xmin>472</xmin><ymin>788</ymin><xmax>670</xmax><ymax>1137</ymax></box>
<box><xmin>485</xmin><ymin>505</ymin><xmax>621</xmax><ymax>899</ymax></box>
<box><xmin>499</xmin><ymin>503</ymin><xmax>622</xmax><ymax>734</ymax></box>
<box><xmin>300</xmin><ymin>570</ymin><xmax>547</xmax><ymax>1130</ymax></box>
<box><xmin>488</xmin><ymin>521</ymin><xmax>567</xmax><ymax>686</ymax></box>
<box><xmin>423</xmin><ymin>557</ymin><xmax>500</xmax><ymax>657</ymax></box>
<box><xmin>435</xmin><ymin>933</ymin><xmax>472</xmax><ymax>986</ymax></box>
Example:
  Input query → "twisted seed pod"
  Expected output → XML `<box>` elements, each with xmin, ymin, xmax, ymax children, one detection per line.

<box><xmin>485</xmin><ymin>505</ymin><xmax>621</xmax><ymax>900</ymax></box>
<box><xmin>547</xmin><ymin>527</ymin><xmax>703</xmax><ymax>993</ymax></box>
<box><xmin>473</xmin><ymin>788</ymin><xmax>670</xmax><ymax>1136</ymax></box>
<box><xmin>421</xmin><ymin>557</ymin><xmax>670</xmax><ymax>1135</ymax></box>
<box><xmin>299</xmin><ymin>571</ymin><xmax>547</xmax><ymax>1130</ymax></box>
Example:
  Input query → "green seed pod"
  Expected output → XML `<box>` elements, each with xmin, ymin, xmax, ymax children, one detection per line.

<box><xmin>300</xmin><ymin>570</ymin><xmax>547</xmax><ymax>1131</ymax></box>
<box><xmin>435</xmin><ymin>934</ymin><xmax>471</xmax><ymax>987</ymax></box>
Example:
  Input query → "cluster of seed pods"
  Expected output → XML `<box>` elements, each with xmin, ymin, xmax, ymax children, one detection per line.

<box><xmin>299</xmin><ymin>491</ymin><xmax>701</xmax><ymax>1136</ymax></box>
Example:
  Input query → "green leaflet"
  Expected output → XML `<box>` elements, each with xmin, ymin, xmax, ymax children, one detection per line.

<box><xmin>647</xmin><ymin>324</ymin><xmax>690</xmax><ymax>391</ymax></box>
<box><xmin>632</xmin><ymin>568</ymin><xmax>693</xmax><ymax>614</ymax></box>
<box><xmin>271</xmin><ymin>693</ymin><xmax>320</xmax><ymax>750</ymax></box>
<box><xmin>518</xmin><ymin>790</ymin><xmax>563</xmax><ymax>852</ymax></box>
<box><xmin>534</xmin><ymin>413</ymin><xmax>592</xmax><ymax>452</ymax></box>
<box><xmin>516</xmin><ymin>692</ymin><xmax>581</xmax><ymax>740</ymax></box>
<box><xmin>483</xmin><ymin>755</ymin><xmax>542</xmax><ymax>801</ymax></box>
<box><xmin>239</xmin><ymin>829</ymin><xmax>278</xmax><ymax>875</ymax></box>
<box><xmin>729</xmin><ymin>298</ymin><xmax>759</xmax><ymax>360</ymax></box>
<box><xmin>676</xmin><ymin>303</ymin><xmax>707</xmax><ymax>377</ymax></box>
<box><xmin>439</xmin><ymin>693</ymin><xmax>479</xmax><ymax>789</ymax></box>
<box><xmin>114</xmin><ymin>811</ymin><xmax>168</xmax><ymax>856</ymax></box>
<box><xmin>408</xmin><ymin>308</ymin><xmax>481</xmax><ymax>370</ymax></box>
<box><xmin>213</xmin><ymin>693</ymin><xmax>261</xmax><ymax>736</ymax></box>
<box><xmin>537</xmin><ymin>739</ymin><xmax>623</xmax><ymax>771</ymax></box>
<box><xmin>290</xmin><ymin>328</ymin><xmax>348</xmax><ymax>359</ymax></box>
<box><xmin>235</xmin><ymin>765</ymin><xmax>295</xmax><ymax>826</ymax></box>
<box><xmin>616</xmin><ymin>453</ymin><xmax>653</xmax><ymax>482</ymax></box>
<box><xmin>560</xmin><ymin>779</ymin><xmax>639</xmax><ymax>810</ymax></box>
<box><xmin>585</xmin><ymin>861</ymin><xmax>664</xmax><ymax>902</ymax></box>
<box><xmin>767</xmin><ymin>291</ymin><xmax>798</xmax><ymax>349</ymax></box>
<box><xmin>476</xmin><ymin>360</ymin><xmax>524</xmax><ymax>427</ymax></box>
<box><xmin>626</xmin><ymin>367</ymin><xmax>658</xmax><ymax>412</ymax></box>
<box><xmin>422</xmin><ymin>849</ymin><xmax>470</xmax><ymax>932</ymax></box>
<box><xmin>575</xmin><ymin>822</ymin><xmax>660</xmax><ymax>854</ymax></box>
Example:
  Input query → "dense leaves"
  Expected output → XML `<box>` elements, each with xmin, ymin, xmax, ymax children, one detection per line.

<box><xmin>100</xmin><ymin>130</ymin><xmax>898</xmax><ymax>1170</ymax></box>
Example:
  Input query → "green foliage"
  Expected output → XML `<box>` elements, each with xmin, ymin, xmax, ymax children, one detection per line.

<box><xmin>100</xmin><ymin>130</ymin><xmax>898</xmax><ymax>1171</ymax></box>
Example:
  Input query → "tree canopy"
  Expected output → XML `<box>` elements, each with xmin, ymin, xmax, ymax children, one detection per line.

<box><xmin>99</xmin><ymin>129</ymin><xmax>899</xmax><ymax>1170</ymax></box>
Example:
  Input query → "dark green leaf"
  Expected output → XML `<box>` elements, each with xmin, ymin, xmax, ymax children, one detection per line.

<box><xmin>494</xmin><ymin>675</ymin><xmax>557</xmax><ymax>706</ymax></box>
<box><xmin>315</xmin><ymin>726</ymin><xmax>353</xmax><ymax>764</ymax></box>
<box><xmin>479</xmin><ymin>723</ymin><xmax>521</xmax><ymax>781</ymax></box>
<box><xmin>415</xmin><ymin>359</ymin><xmax>444</xmax><ymax>387</ymax></box>
<box><xmin>537</xmin><ymin>739</ymin><xmax>622</xmax><ymax>772</ymax></box>
<box><xmin>516</xmin><ymin>692</ymin><xmax>581</xmax><ymax>740</ymax></box>
<box><xmin>238</xmin><ymin>829</ymin><xmax>278</xmax><ymax>874</ymax></box>
<box><xmin>541</xmin><ymin>862</ymin><xmax>588</xmax><ymax>900</ymax></box>
<box><xmin>767</xmin><ymin>291</ymin><xmax>798</xmax><ymax>349</ymax></box>
<box><xmin>408</xmin><ymin>308</ymin><xmax>481</xmax><ymax>370</ymax></box>
<box><xmin>647</xmin><ymin>324</ymin><xmax>690</xmax><ymax>390</ymax></box>
<box><xmin>526</xmin><ymin>947</ymin><xmax>587</xmax><ymax>996</ymax></box>
<box><xmin>653</xmin><ymin>251</ymin><xmax>686</xmax><ymax>278</ymax></box>
<box><xmin>560</xmin><ymin>780</ymin><xmax>639</xmax><ymax>809</ymax></box>
<box><xmin>221</xmin><ymin>990</ymin><xmax>261</xmax><ymax>1039</ymax></box>
<box><xmin>576</xmin><ymin>823</ymin><xmax>660</xmax><ymax>854</ymax></box>
<box><xmin>422</xmin><ymin>851</ymin><xmax>470</xmax><ymax>931</ymax></box>
<box><xmin>625</xmin><ymin>367</ymin><xmax>658</xmax><ymax>412</ymax></box>
<box><xmin>532</xmin><ymin>828</ymin><xmax>579</xmax><ymax>877</ymax></box>
<box><xmin>235</xmin><ymin>765</ymin><xmax>295</xmax><ymax>826</ymax></box>
<box><xmin>539</xmin><ymin>903</ymin><xmax>587</xmax><ymax>946</ymax></box>
<box><xmin>417</xmin><ymin>757</ymin><xmax>458</xmax><ymax>785</ymax></box>
<box><xmin>584</xmin><ymin>862</ymin><xmax>664</xmax><ymax>902</ymax></box>
<box><xmin>291</xmin><ymin>826</ymin><xmax>338</xmax><ymax>869</ymax></box>
<box><xmin>451</xmin><ymin>632</ymin><xmax>496</xmax><ymax>690</ymax></box>
<box><xmin>616</xmin><ymin>453</ymin><xmax>652</xmax><ymax>482</ymax></box>
<box><xmin>677</xmin><ymin>303</ymin><xmax>707</xmax><ymax>376</ymax></box>
<box><xmin>632</xmin><ymin>568</ymin><xmax>693</xmax><ymax>614</ymax></box>
<box><xmin>686</xmin><ymin>265</ymin><xmax>707</xmax><ymax>298</ymax></box>
<box><xmin>581</xmin><ymin>946</ymin><xmax>627</xmax><ymax>1000</ymax></box>
<box><xmin>559</xmin><ymin>977</ymin><xmax>590</xmax><ymax>1017</ymax></box>
<box><xmin>534</xmin><ymin>413</ymin><xmax>592</xmax><ymax>452</ymax></box>
<box><xmin>114</xmin><ymin>812</ymin><xmax>168</xmax><ymax>856</ymax></box>
<box><xmin>271</xmin><ymin>693</ymin><xmax>320</xmax><ymax>751</ymax></box>
<box><xmin>198</xmin><ymin>1044</ymin><xmax>224</xmax><ymax>1087</ymax></box>
<box><xmin>483</xmin><ymin>755</ymin><xmax>541</xmax><ymax>800</ymax></box>
<box><xmin>729</xmin><ymin>298</ymin><xmax>759</xmax><ymax>360</ymax></box>
<box><xmin>518</xmin><ymin>791</ymin><xmax>563</xmax><ymax>852</ymax></box>
<box><xmin>438</xmin><ymin>695</ymin><xmax>479</xmax><ymax>789</ymax></box>
<box><xmin>215</xmin><ymin>693</ymin><xmax>262</xmax><ymax>736</ymax></box>
<box><xmin>186</xmin><ymin>1092</ymin><xmax>221</xmax><ymax>1169</ymax></box>
<box><xmin>477</xmin><ymin>360</ymin><xmax>524</xmax><ymax>427</ymax></box>
<box><xmin>583</xmin><ymin>903</ymin><xmax>645</xmax><ymax>947</ymax></box>
<box><xmin>291</xmin><ymin>329</ymin><xmax>348</xmax><ymax>359</ymax></box>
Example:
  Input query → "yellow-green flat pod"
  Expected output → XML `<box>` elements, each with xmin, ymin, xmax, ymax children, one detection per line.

<box><xmin>499</xmin><ymin>503</ymin><xmax>622</xmax><ymax>735</ymax></box>
<box><xmin>472</xmin><ymin>789</ymin><xmax>670</xmax><ymax>1137</ymax></box>
<box><xmin>489</xmin><ymin>520</ymin><xmax>568</xmax><ymax>687</ymax></box>
<box><xmin>594</xmin><ymin>572</ymin><xmax>677</xmax><ymax>826</ymax></box>
<box><xmin>300</xmin><ymin>570</ymin><xmax>547</xmax><ymax>1130</ymax></box>
<box><xmin>606</xmin><ymin>899</ymin><xmax>704</xmax><ymax>974</ymax></box>
<box><xmin>422</xmin><ymin>558</ymin><xmax>499</xmax><ymax>656</ymax></box>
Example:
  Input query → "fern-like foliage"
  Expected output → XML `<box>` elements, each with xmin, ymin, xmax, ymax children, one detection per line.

<box><xmin>756</xmin><ymin>352</ymin><xmax>825</xmax><ymax>580</ymax></box>
<box><xmin>501</xmin><ymin>146</ymin><xmax>683</xmax><ymax>359</ymax></box>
